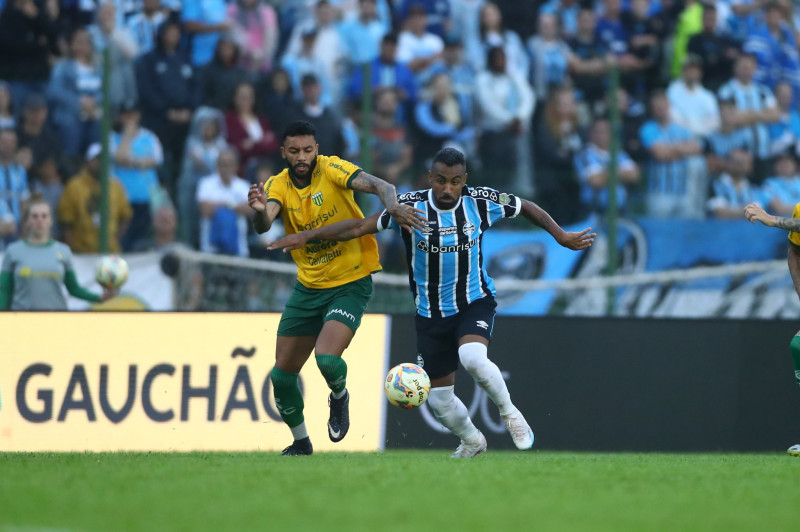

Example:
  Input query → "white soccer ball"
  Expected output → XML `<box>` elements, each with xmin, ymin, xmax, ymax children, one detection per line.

<box><xmin>384</xmin><ymin>363</ymin><xmax>431</xmax><ymax>409</ymax></box>
<box><xmin>95</xmin><ymin>255</ymin><xmax>129</xmax><ymax>289</ymax></box>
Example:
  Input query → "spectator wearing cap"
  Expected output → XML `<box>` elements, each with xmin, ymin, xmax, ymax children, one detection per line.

<box><xmin>338</xmin><ymin>0</ymin><xmax>390</xmax><ymax>66</ymax></box>
<box><xmin>196</xmin><ymin>148</ymin><xmax>250</xmax><ymax>257</ymax></box>
<box><xmin>58</xmin><ymin>143</ymin><xmax>132</xmax><ymax>253</ymax></box>
<box><xmin>199</xmin><ymin>37</ymin><xmax>250</xmax><ymax>111</ymax></box>
<box><xmin>395</xmin><ymin>0</ymin><xmax>452</xmax><ymax>38</ymax></box>
<box><xmin>466</xmin><ymin>2</ymin><xmax>529</xmax><ymax>81</ymax></box>
<box><xmin>15</xmin><ymin>94</ymin><xmax>62</xmax><ymax>175</ymax></box>
<box><xmin>708</xmin><ymin>148</ymin><xmax>766</xmax><ymax>218</ymax></box>
<box><xmin>348</xmin><ymin>33</ymin><xmax>417</xmax><ymax>111</ymax></box>
<box><xmin>281</xmin><ymin>27</ymin><xmax>335</xmax><ymax>107</ymax></box>
<box><xmin>667</xmin><ymin>55</ymin><xmax>721</xmax><ymax>139</ymax></box>
<box><xmin>181</xmin><ymin>0</ymin><xmax>229</xmax><ymax>67</ymax></box>
<box><xmin>290</xmin><ymin>74</ymin><xmax>346</xmax><ymax>156</ymax></box>
<box><xmin>763</xmin><ymin>151</ymin><xmax>800</xmax><ymax>215</ymax></box>
<box><xmin>88</xmin><ymin>1</ymin><xmax>139</xmax><ymax>110</ymax></box>
<box><xmin>687</xmin><ymin>2</ymin><xmax>740</xmax><ymax>92</ymax></box>
<box><xmin>47</xmin><ymin>27</ymin><xmax>102</xmax><ymax>158</ymax></box>
<box><xmin>126</xmin><ymin>0</ymin><xmax>168</xmax><ymax>57</ymax></box>
<box><xmin>226</xmin><ymin>0</ymin><xmax>279</xmax><ymax>73</ymax></box>
<box><xmin>0</xmin><ymin>0</ymin><xmax>58</xmax><ymax>116</ymax></box>
<box><xmin>768</xmin><ymin>80</ymin><xmax>800</xmax><ymax>156</ymax></box>
<box><xmin>744</xmin><ymin>1</ymin><xmax>800</xmax><ymax>96</ymax></box>
<box><xmin>110</xmin><ymin>101</ymin><xmax>163</xmax><ymax>251</ymax></box>
<box><xmin>397</xmin><ymin>3</ymin><xmax>445</xmax><ymax>76</ymax></box>
<box><xmin>224</xmin><ymin>81</ymin><xmax>278</xmax><ymax>178</ymax></box>
<box><xmin>0</xmin><ymin>129</ymin><xmax>29</xmax><ymax>236</ymax></box>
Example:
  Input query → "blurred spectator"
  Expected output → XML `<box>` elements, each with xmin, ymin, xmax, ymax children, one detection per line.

<box><xmin>466</xmin><ymin>2</ymin><xmax>529</xmax><ymax>80</ymax></box>
<box><xmin>30</xmin><ymin>155</ymin><xmax>63</xmax><ymax>239</ymax></box>
<box><xmin>414</xmin><ymin>72</ymin><xmax>474</xmax><ymax>164</ymax></box>
<box><xmin>769</xmin><ymin>80</ymin><xmax>800</xmax><ymax>156</ymax></box>
<box><xmin>58</xmin><ymin>143</ymin><xmax>132</xmax><ymax>253</ymax></box>
<box><xmin>596</xmin><ymin>0</ymin><xmax>628</xmax><ymax>56</ymax></box>
<box><xmin>492</xmin><ymin>0</ymin><xmax>539</xmax><ymax>42</ymax></box>
<box><xmin>224</xmin><ymin>81</ymin><xmax>278</xmax><ymax>178</ymax></box>
<box><xmin>0</xmin><ymin>129</ymin><xmax>29</xmax><ymax>231</ymax></box>
<box><xmin>0</xmin><ymin>0</ymin><xmax>58</xmax><ymax>115</ymax></box>
<box><xmin>136</xmin><ymin>20</ymin><xmax>198</xmax><ymax>193</ymax></box>
<box><xmin>728</xmin><ymin>0</ymin><xmax>766</xmax><ymax>42</ymax></box>
<box><xmin>45</xmin><ymin>0</ymin><xmax>71</xmax><ymax>58</ymax></box>
<box><xmin>609</xmin><ymin>87</ymin><xmax>649</xmax><ymax>165</ymax></box>
<box><xmin>178</xmin><ymin>107</ymin><xmax>228</xmax><ymax>247</ymax></box>
<box><xmin>449</xmin><ymin>0</ymin><xmax>484</xmax><ymax>45</ymax></box>
<box><xmin>132</xmin><ymin>203</ymin><xmax>178</xmax><ymax>252</ymax></box>
<box><xmin>181</xmin><ymin>0</ymin><xmax>229</xmax><ymax>67</ymax></box>
<box><xmin>539</xmin><ymin>0</ymin><xmax>581</xmax><ymax>39</ymax></box>
<box><xmin>227</xmin><ymin>0</ymin><xmax>279</xmax><ymax>73</ymax></box>
<box><xmin>0</xmin><ymin>82</ymin><xmax>15</xmax><ymax>130</ymax></box>
<box><xmin>718</xmin><ymin>53</ymin><xmax>781</xmax><ymax>182</ymax></box>
<box><xmin>47</xmin><ymin>27</ymin><xmax>101</xmax><ymax>158</ymax></box>
<box><xmin>640</xmin><ymin>90</ymin><xmax>704</xmax><ymax>218</ymax></box>
<box><xmin>338</xmin><ymin>0</ymin><xmax>390</xmax><ymax>66</ymax></box>
<box><xmin>397</xmin><ymin>4</ymin><xmax>445</xmax><ymax>76</ymax></box>
<box><xmin>126</xmin><ymin>0</ymin><xmax>167</xmax><ymax>56</ymax></box>
<box><xmin>290</xmin><ymin>74</ymin><xmax>346</xmax><ymax>156</ymax></box>
<box><xmin>259</xmin><ymin>68</ymin><xmax>295</xmax><ymax>134</ymax></box>
<box><xmin>372</xmin><ymin>89</ymin><xmax>413</xmax><ymax>186</ymax></box>
<box><xmin>526</xmin><ymin>13</ymin><xmax>574</xmax><ymax>103</ymax></box>
<box><xmin>348</xmin><ymin>34</ymin><xmax>416</xmax><ymax>111</ymax></box>
<box><xmin>199</xmin><ymin>37</ymin><xmax>250</xmax><ymax>111</ymax></box>
<box><xmin>15</xmin><ymin>94</ymin><xmax>61</xmax><ymax>174</ymax></box>
<box><xmin>395</xmin><ymin>0</ymin><xmax>451</xmax><ymax>38</ymax></box>
<box><xmin>622</xmin><ymin>0</ymin><xmax>669</xmax><ymax>97</ymax></box>
<box><xmin>567</xmin><ymin>8</ymin><xmax>613</xmax><ymax>113</ymax></box>
<box><xmin>197</xmin><ymin>148</ymin><xmax>250</xmax><ymax>257</ymax></box>
<box><xmin>764</xmin><ymin>151</ymin><xmax>800</xmax><ymax>214</ymax></box>
<box><xmin>282</xmin><ymin>28</ymin><xmax>335</xmax><ymax>106</ymax></box>
<box><xmin>423</xmin><ymin>38</ymin><xmax>476</xmax><ymax>99</ymax></box>
<box><xmin>575</xmin><ymin>116</ymin><xmax>641</xmax><ymax>216</ymax></box>
<box><xmin>670</xmin><ymin>0</ymin><xmax>703</xmax><ymax>78</ymax></box>
<box><xmin>704</xmin><ymin>99</ymin><xmax>757</xmax><ymax>175</ymax></box>
<box><xmin>708</xmin><ymin>148</ymin><xmax>764</xmax><ymax>218</ymax></box>
<box><xmin>475</xmin><ymin>46</ymin><xmax>535</xmax><ymax>191</ymax></box>
<box><xmin>534</xmin><ymin>86</ymin><xmax>584</xmax><ymax>224</ymax></box>
<box><xmin>744</xmin><ymin>1</ymin><xmax>800</xmax><ymax>96</ymax></box>
<box><xmin>687</xmin><ymin>2</ymin><xmax>740</xmax><ymax>92</ymax></box>
<box><xmin>0</xmin><ymin>196</ymin><xmax>16</xmax><ymax>248</ymax></box>
<box><xmin>666</xmin><ymin>54</ymin><xmax>720</xmax><ymax>138</ymax></box>
<box><xmin>110</xmin><ymin>101</ymin><xmax>163</xmax><ymax>251</ymax></box>
<box><xmin>88</xmin><ymin>1</ymin><xmax>139</xmax><ymax>110</ymax></box>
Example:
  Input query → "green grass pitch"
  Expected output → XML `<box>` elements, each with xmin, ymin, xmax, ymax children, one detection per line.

<box><xmin>1</xmin><ymin>451</ymin><xmax>799</xmax><ymax>532</ymax></box>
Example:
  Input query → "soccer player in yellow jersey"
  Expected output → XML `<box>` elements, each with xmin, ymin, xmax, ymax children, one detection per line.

<box><xmin>247</xmin><ymin>121</ymin><xmax>425</xmax><ymax>455</ymax></box>
<box><xmin>745</xmin><ymin>201</ymin><xmax>800</xmax><ymax>456</ymax></box>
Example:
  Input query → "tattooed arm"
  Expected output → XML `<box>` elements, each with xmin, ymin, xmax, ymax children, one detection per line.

<box><xmin>744</xmin><ymin>202</ymin><xmax>800</xmax><ymax>231</ymax></box>
<box><xmin>349</xmin><ymin>172</ymin><xmax>426</xmax><ymax>232</ymax></box>
<box><xmin>519</xmin><ymin>198</ymin><xmax>595</xmax><ymax>251</ymax></box>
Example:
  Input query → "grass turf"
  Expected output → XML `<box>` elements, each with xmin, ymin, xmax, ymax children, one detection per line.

<box><xmin>1</xmin><ymin>452</ymin><xmax>799</xmax><ymax>532</ymax></box>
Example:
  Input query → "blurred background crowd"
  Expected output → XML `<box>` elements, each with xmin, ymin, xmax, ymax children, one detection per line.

<box><xmin>2</xmin><ymin>0</ymin><xmax>800</xmax><ymax>267</ymax></box>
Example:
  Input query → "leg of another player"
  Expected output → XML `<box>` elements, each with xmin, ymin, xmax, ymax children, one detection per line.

<box><xmin>272</xmin><ymin>335</ymin><xmax>316</xmax><ymax>455</ymax></box>
<box><xmin>788</xmin><ymin>332</ymin><xmax>800</xmax><ymax>457</ymax></box>
<box><xmin>428</xmin><ymin>373</ymin><xmax>487</xmax><ymax>458</ymax></box>
<box><xmin>315</xmin><ymin>320</ymin><xmax>355</xmax><ymax>442</ymax></box>
<box><xmin>458</xmin><ymin>335</ymin><xmax>534</xmax><ymax>450</ymax></box>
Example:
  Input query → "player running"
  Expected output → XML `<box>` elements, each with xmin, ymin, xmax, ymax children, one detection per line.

<box><xmin>248</xmin><ymin>121</ymin><xmax>425</xmax><ymax>456</ymax></box>
<box><xmin>745</xmin><ymin>201</ymin><xmax>800</xmax><ymax>457</ymax></box>
<box><xmin>268</xmin><ymin>147</ymin><xmax>595</xmax><ymax>457</ymax></box>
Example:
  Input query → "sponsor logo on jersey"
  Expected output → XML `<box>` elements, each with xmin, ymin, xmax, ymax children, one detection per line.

<box><xmin>420</xmin><ymin>223</ymin><xmax>434</xmax><ymax>236</ymax></box>
<box><xmin>326</xmin><ymin>308</ymin><xmax>356</xmax><ymax>322</ymax></box>
<box><xmin>469</xmin><ymin>187</ymin><xmax>499</xmax><ymax>202</ymax></box>
<box><xmin>328</xmin><ymin>162</ymin><xmax>350</xmax><ymax>175</ymax></box>
<box><xmin>299</xmin><ymin>204</ymin><xmax>339</xmax><ymax>231</ymax></box>
<box><xmin>499</xmin><ymin>193</ymin><xmax>511</xmax><ymax>205</ymax></box>
<box><xmin>416</xmin><ymin>238</ymin><xmax>477</xmax><ymax>254</ymax></box>
<box><xmin>462</xmin><ymin>221</ymin><xmax>475</xmax><ymax>236</ymax></box>
<box><xmin>307</xmin><ymin>247</ymin><xmax>342</xmax><ymax>266</ymax></box>
<box><xmin>312</xmin><ymin>192</ymin><xmax>324</xmax><ymax>206</ymax></box>
<box><xmin>439</xmin><ymin>226</ymin><xmax>458</xmax><ymax>236</ymax></box>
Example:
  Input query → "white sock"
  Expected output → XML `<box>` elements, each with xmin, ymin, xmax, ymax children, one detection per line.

<box><xmin>459</xmin><ymin>342</ymin><xmax>515</xmax><ymax>416</ymax></box>
<box><xmin>331</xmin><ymin>388</ymin><xmax>347</xmax><ymax>400</ymax></box>
<box><xmin>427</xmin><ymin>386</ymin><xmax>481</xmax><ymax>442</ymax></box>
<box><xmin>290</xmin><ymin>421</ymin><xmax>308</xmax><ymax>441</ymax></box>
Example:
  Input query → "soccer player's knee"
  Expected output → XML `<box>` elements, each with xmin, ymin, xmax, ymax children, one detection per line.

<box><xmin>458</xmin><ymin>342</ymin><xmax>489</xmax><ymax>373</ymax></box>
<box><xmin>427</xmin><ymin>386</ymin><xmax>455</xmax><ymax>413</ymax></box>
<box><xmin>270</xmin><ymin>366</ymin><xmax>297</xmax><ymax>392</ymax></box>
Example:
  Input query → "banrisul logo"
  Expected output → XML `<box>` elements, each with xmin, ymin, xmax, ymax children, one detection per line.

<box><xmin>312</xmin><ymin>192</ymin><xmax>323</xmax><ymax>206</ymax></box>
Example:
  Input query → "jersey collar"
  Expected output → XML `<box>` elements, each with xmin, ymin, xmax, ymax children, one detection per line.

<box><xmin>287</xmin><ymin>156</ymin><xmax>319</xmax><ymax>189</ymax></box>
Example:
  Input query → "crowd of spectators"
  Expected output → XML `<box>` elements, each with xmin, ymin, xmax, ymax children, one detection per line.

<box><xmin>3</xmin><ymin>0</ymin><xmax>800</xmax><ymax>261</ymax></box>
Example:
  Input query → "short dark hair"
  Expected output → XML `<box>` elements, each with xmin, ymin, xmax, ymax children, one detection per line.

<box><xmin>382</xmin><ymin>33</ymin><xmax>399</xmax><ymax>45</ymax></box>
<box><xmin>301</xmin><ymin>73</ymin><xmax>319</xmax><ymax>87</ymax></box>
<box><xmin>432</xmin><ymin>147</ymin><xmax>466</xmax><ymax>169</ymax></box>
<box><xmin>283</xmin><ymin>121</ymin><xmax>317</xmax><ymax>142</ymax></box>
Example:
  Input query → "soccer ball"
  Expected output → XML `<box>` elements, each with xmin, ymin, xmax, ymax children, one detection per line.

<box><xmin>95</xmin><ymin>255</ymin><xmax>129</xmax><ymax>289</ymax></box>
<box><xmin>384</xmin><ymin>363</ymin><xmax>431</xmax><ymax>409</ymax></box>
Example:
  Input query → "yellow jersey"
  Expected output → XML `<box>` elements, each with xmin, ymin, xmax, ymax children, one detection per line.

<box><xmin>790</xmin><ymin>203</ymin><xmax>800</xmax><ymax>247</ymax></box>
<box><xmin>264</xmin><ymin>155</ymin><xmax>381</xmax><ymax>289</ymax></box>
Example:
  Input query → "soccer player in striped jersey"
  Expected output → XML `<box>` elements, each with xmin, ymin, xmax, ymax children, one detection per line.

<box><xmin>745</xmin><ymin>201</ymin><xmax>800</xmax><ymax>456</ymax></box>
<box><xmin>268</xmin><ymin>148</ymin><xmax>595</xmax><ymax>457</ymax></box>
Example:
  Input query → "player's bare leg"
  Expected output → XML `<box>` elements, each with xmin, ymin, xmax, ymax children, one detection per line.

<box><xmin>273</xmin><ymin>335</ymin><xmax>316</xmax><ymax>455</ymax></box>
<box><xmin>458</xmin><ymin>335</ymin><xmax>534</xmax><ymax>450</ymax></box>
<box><xmin>428</xmin><ymin>373</ymin><xmax>486</xmax><ymax>458</ymax></box>
<box><xmin>315</xmin><ymin>320</ymin><xmax>355</xmax><ymax>443</ymax></box>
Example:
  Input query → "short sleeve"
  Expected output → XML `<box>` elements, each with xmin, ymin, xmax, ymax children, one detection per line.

<box><xmin>639</xmin><ymin>122</ymin><xmax>659</xmax><ymax>149</ymax></box>
<box><xmin>789</xmin><ymin>203</ymin><xmax>800</xmax><ymax>247</ymax></box>
<box><xmin>323</xmin><ymin>156</ymin><xmax>362</xmax><ymax>189</ymax></box>
<box><xmin>264</xmin><ymin>175</ymin><xmax>286</xmax><ymax>207</ymax></box>
<box><xmin>150</xmin><ymin>133</ymin><xmax>164</xmax><ymax>165</ymax></box>
<box><xmin>197</xmin><ymin>177</ymin><xmax>215</xmax><ymax>203</ymax></box>
<box><xmin>472</xmin><ymin>188</ymin><xmax>521</xmax><ymax>226</ymax></box>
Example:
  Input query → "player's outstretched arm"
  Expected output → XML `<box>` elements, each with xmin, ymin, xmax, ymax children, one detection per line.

<box><xmin>349</xmin><ymin>172</ymin><xmax>426</xmax><ymax>232</ymax></box>
<box><xmin>520</xmin><ymin>198</ymin><xmax>596</xmax><ymax>250</ymax></box>
<box><xmin>249</xmin><ymin>181</ymin><xmax>282</xmax><ymax>234</ymax></box>
<box><xmin>267</xmin><ymin>212</ymin><xmax>383</xmax><ymax>252</ymax></box>
<box><xmin>745</xmin><ymin>202</ymin><xmax>800</xmax><ymax>231</ymax></box>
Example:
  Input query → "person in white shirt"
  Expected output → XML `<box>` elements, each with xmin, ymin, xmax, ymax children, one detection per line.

<box><xmin>197</xmin><ymin>148</ymin><xmax>252</xmax><ymax>257</ymax></box>
<box><xmin>396</xmin><ymin>4</ymin><xmax>444</xmax><ymax>74</ymax></box>
<box><xmin>666</xmin><ymin>54</ymin><xmax>720</xmax><ymax>139</ymax></box>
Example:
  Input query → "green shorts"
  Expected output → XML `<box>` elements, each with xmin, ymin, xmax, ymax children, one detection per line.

<box><xmin>277</xmin><ymin>275</ymin><xmax>374</xmax><ymax>337</ymax></box>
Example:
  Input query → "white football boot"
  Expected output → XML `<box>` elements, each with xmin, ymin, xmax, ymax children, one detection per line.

<box><xmin>502</xmin><ymin>409</ymin><xmax>535</xmax><ymax>450</ymax></box>
<box><xmin>451</xmin><ymin>431</ymin><xmax>487</xmax><ymax>459</ymax></box>
<box><xmin>788</xmin><ymin>444</ymin><xmax>800</xmax><ymax>457</ymax></box>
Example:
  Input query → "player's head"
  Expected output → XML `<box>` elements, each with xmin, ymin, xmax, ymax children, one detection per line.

<box><xmin>429</xmin><ymin>147</ymin><xmax>467</xmax><ymax>210</ymax></box>
<box><xmin>281</xmin><ymin>121</ymin><xmax>319</xmax><ymax>180</ymax></box>
<box><xmin>22</xmin><ymin>197</ymin><xmax>53</xmax><ymax>240</ymax></box>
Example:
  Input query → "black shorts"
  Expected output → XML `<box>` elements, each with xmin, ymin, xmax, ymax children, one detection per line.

<box><xmin>414</xmin><ymin>296</ymin><xmax>497</xmax><ymax>380</ymax></box>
